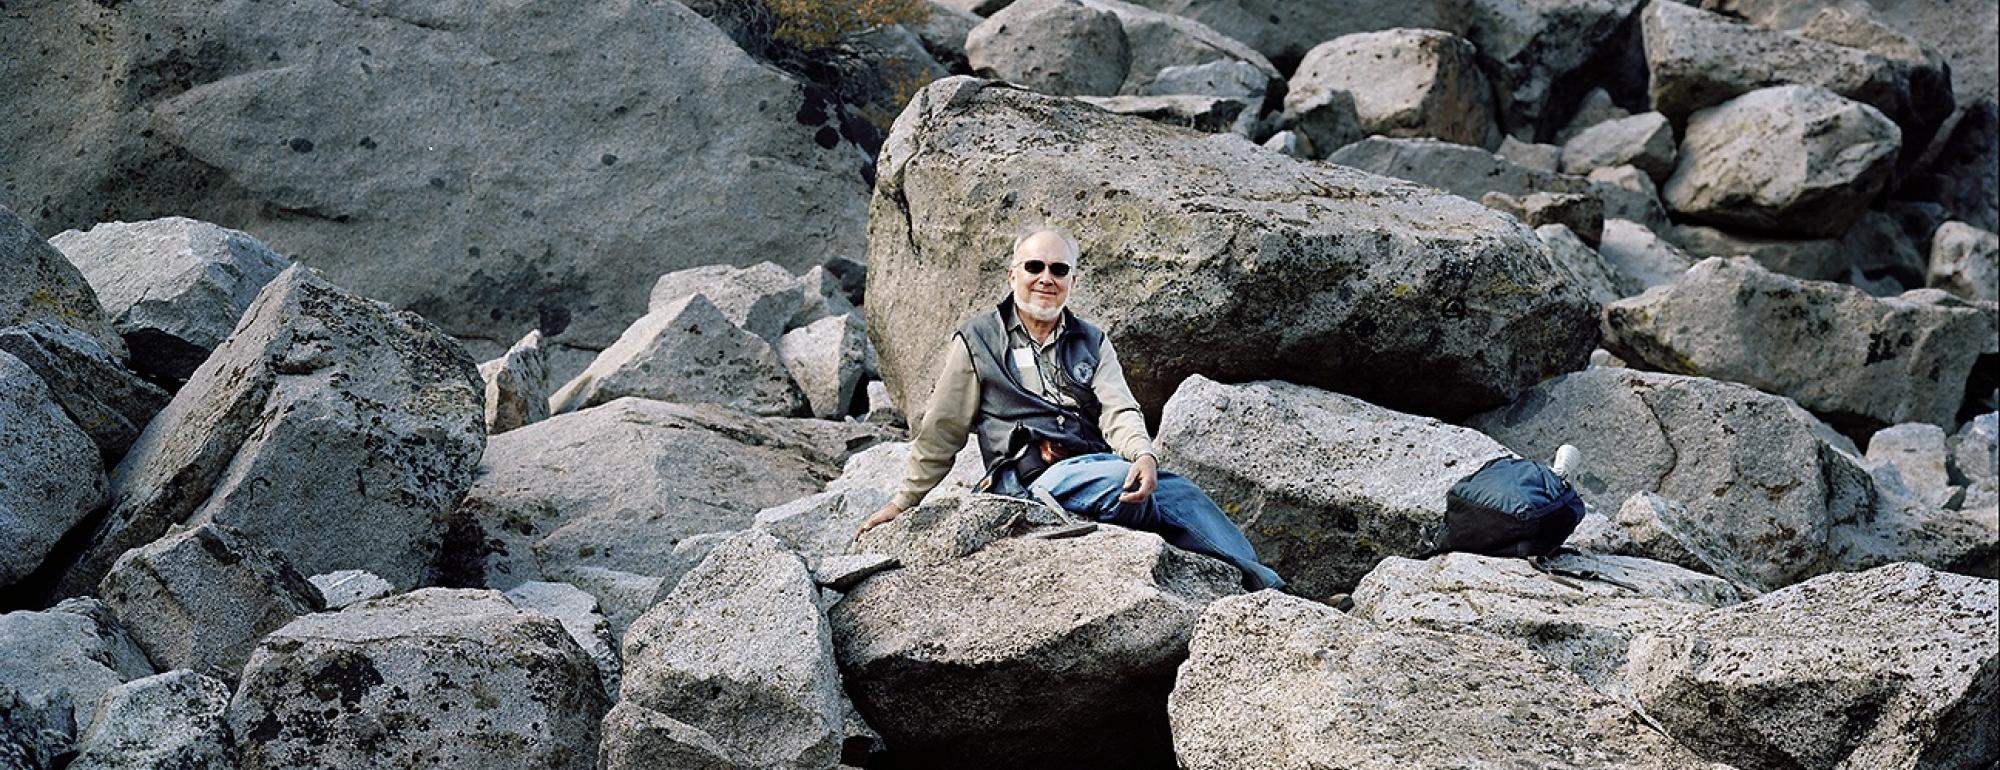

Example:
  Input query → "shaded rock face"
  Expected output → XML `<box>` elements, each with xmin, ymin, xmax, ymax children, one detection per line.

<box><xmin>830</xmin><ymin>528</ymin><xmax>1240</xmax><ymax>770</ymax></box>
<box><xmin>229</xmin><ymin>589</ymin><xmax>607</xmax><ymax>770</ymax></box>
<box><xmin>54</xmin><ymin>264</ymin><xmax>484</xmax><ymax>598</ymax></box>
<box><xmin>0</xmin><ymin>322</ymin><xmax>171</xmax><ymax>464</ymax></box>
<box><xmin>98</xmin><ymin>523</ymin><xmax>325</xmax><ymax>680</ymax></box>
<box><xmin>450</xmin><ymin>397</ymin><xmax>891</xmax><ymax>589</ymax></box>
<box><xmin>1168</xmin><ymin>592</ymin><xmax>1723</xmax><ymax>770</ymax></box>
<box><xmin>850</xmin><ymin>494</ymin><xmax>1066</xmax><ymax>569</ymax></box>
<box><xmin>0</xmin><ymin>599</ymin><xmax>155</xmax><ymax>753</ymax></box>
<box><xmin>616</xmin><ymin>531</ymin><xmax>849</xmax><ymax>770</ymax></box>
<box><xmin>869</xmin><ymin>78</ymin><xmax>1598</xmax><ymax>425</ymax></box>
<box><xmin>69</xmin><ymin>669</ymin><xmax>234</xmax><ymax>770</ymax></box>
<box><xmin>1662</xmin><ymin>86</ymin><xmax>1902</xmax><ymax>238</ymax></box>
<box><xmin>754</xmin><ymin>440</ymin><xmax>988</xmax><ymax>561</ymax></box>
<box><xmin>1287</xmin><ymin>29</ymin><xmax>1495</xmax><ymax>148</ymax></box>
<box><xmin>0</xmin><ymin>0</ymin><xmax>870</xmax><ymax>354</ymax></box>
<box><xmin>1629</xmin><ymin>563</ymin><xmax>1998</xmax><ymax>770</ymax></box>
<box><xmin>1668</xmin><ymin>223</ymin><xmax>1847</xmax><ymax>281</ymax></box>
<box><xmin>0</xmin><ymin>351</ymin><xmax>107</xmax><ymax>591</ymax></box>
<box><xmin>1535</xmin><ymin>223</ymin><xmax>1630</xmax><ymax>305</ymax></box>
<box><xmin>309</xmin><ymin>570</ymin><xmax>394</xmax><ymax>610</ymax></box>
<box><xmin>1603</xmin><ymin>257</ymin><xmax>1993</xmax><ymax>432</ymax></box>
<box><xmin>1469</xmin><ymin>368</ymin><xmax>1878</xmax><ymax>591</ymax></box>
<box><xmin>51</xmin><ymin>216</ymin><xmax>290</xmax><ymax>385</ymax></box>
<box><xmin>0</xmin><ymin>206</ymin><xmax>123</xmax><ymax>359</ymax></box>
<box><xmin>1079</xmin><ymin>0</ymin><xmax>1279</xmax><ymax>96</ymax></box>
<box><xmin>1597</xmin><ymin>217</ymin><xmax>1695</xmax><ymax>291</ymax></box>
<box><xmin>548</xmin><ymin>294</ymin><xmax>805</xmax><ymax>417</ymax></box>
<box><xmin>480</xmin><ymin>328</ymin><xmax>550</xmax><ymax>434</ymax></box>
<box><xmin>1155</xmin><ymin>376</ymin><xmax>1509</xmax><ymax>597</ymax></box>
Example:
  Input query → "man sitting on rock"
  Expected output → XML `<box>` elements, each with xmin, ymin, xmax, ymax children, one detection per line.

<box><xmin>857</xmin><ymin>227</ymin><xmax>1285</xmax><ymax>591</ymax></box>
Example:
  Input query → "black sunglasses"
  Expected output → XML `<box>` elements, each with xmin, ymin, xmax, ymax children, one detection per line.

<box><xmin>1017</xmin><ymin>259</ymin><xmax>1073</xmax><ymax>277</ymax></box>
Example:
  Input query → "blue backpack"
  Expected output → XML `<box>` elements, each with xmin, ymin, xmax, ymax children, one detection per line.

<box><xmin>1420</xmin><ymin>456</ymin><xmax>1586</xmax><ymax>559</ymax></box>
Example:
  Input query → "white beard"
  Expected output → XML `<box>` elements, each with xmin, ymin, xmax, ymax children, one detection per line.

<box><xmin>1017</xmin><ymin>297</ymin><xmax>1064</xmax><ymax>323</ymax></box>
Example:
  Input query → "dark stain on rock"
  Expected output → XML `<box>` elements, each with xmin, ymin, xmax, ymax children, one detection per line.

<box><xmin>288</xmin><ymin>137</ymin><xmax>314</xmax><ymax>153</ymax></box>
<box><xmin>536</xmin><ymin>303</ymin><xmax>572</xmax><ymax>337</ymax></box>
<box><xmin>309</xmin><ymin>650</ymin><xmax>384</xmax><ymax>707</ymax></box>
<box><xmin>192</xmin><ymin>525</ymin><xmax>244</xmax><ymax>565</ymax></box>
<box><xmin>358</xmin><ymin>137</ymin><xmax>378</xmax><ymax>150</ymax></box>
<box><xmin>796</xmin><ymin>85</ymin><xmax>837</xmax><ymax>127</ymax></box>
<box><xmin>599</xmin><ymin>153</ymin><xmax>617</xmax><ymax>166</ymax></box>
<box><xmin>814</xmin><ymin>127</ymin><xmax>839</xmax><ymax>150</ymax></box>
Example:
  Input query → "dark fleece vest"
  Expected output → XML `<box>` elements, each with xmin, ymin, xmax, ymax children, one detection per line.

<box><xmin>956</xmin><ymin>297</ymin><xmax>1113</xmax><ymax>478</ymax></box>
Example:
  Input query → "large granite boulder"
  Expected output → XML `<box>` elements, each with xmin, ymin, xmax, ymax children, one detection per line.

<box><xmin>1452</xmin><ymin>0</ymin><xmax>1649</xmax><ymax>141</ymax></box>
<box><xmin>547</xmin><ymin>294</ymin><xmax>805</xmax><ymax>417</ymax></box>
<box><xmin>229</xmin><ymin>588</ymin><xmax>608</xmax><ymax>770</ymax></box>
<box><xmin>0</xmin><ymin>205</ymin><xmax>123</xmax><ymax>358</ymax></box>
<box><xmin>1469</xmin><ymin>368</ymin><xmax>1878</xmax><ymax>591</ymax></box>
<box><xmin>479</xmin><ymin>328</ymin><xmax>550</xmax><ymax>434</ymax></box>
<box><xmin>1078</xmin><ymin>0</ymin><xmax>1278</xmax><ymax>97</ymax></box>
<box><xmin>0</xmin><ymin>599</ymin><xmax>154</xmax><ymax>753</ymax></box>
<box><xmin>1107</xmin><ymin>0</ymin><xmax>1450</xmax><ymax>67</ymax></box>
<box><xmin>1155</xmin><ymin>375</ymin><xmax>1510</xmax><ymax>597</ymax></box>
<box><xmin>1602</xmin><ymin>257</ymin><xmax>1994</xmax><ymax>432</ymax></box>
<box><xmin>1696</xmin><ymin>0</ymin><xmax>1996</xmax><ymax>106</ymax></box>
<box><xmin>1351</xmin><ymin>552</ymin><xmax>1741</xmax><ymax>702</ymax></box>
<box><xmin>97</xmin><ymin>523</ymin><xmax>325</xmax><ymax>680</ymax></box>
<box><xmin>967</xmin><ymin>0</ymin><xmax>1130</xmax><ymax>97</ymax></box>
<box><xmin>53</xmin><ymin>265</ymin><xmax>483</xmax><ymax>598</ymax></box>
<box><xmin>0</xmin><ymin>351</ymin><xmax>107</xmax><ymax>591</ymax></box>
<box><xmin>69</xmin><ymin>670</ymin><xmax>234</xmax><ymax>770</ymax></box>
<box><xmin>1168</xmin><ymin>591</ymin><xmax>1725</xmax><ymax>769</ymax></box>
<box><xmin>1628</xmin><ymin>563</ymin><xmax>1997</xmax><ymax>770</ymax></box>
<box><xmin>448</xmin><ymin>397</ymin><xmax>890</xmax><ymax>588</ymax></box>
<box><xmin>502</xmin><ymin>581</ymin><xmax>620</xmax><ymax>700</ymax></box>
<box><xmin>1286</xmin><ymin>29</ymin><xmax>1495</xmax><ymax>148</ymax></box>
<box><xmin>848</xmin><ymin>494</ymin><xmax>1064</xmax><ymax>569</ymax></box>
<box><xmin>830</xmin><ymin>528</ymin><xmax>1240</xmax><ymax>769</ymax></box>
<box><xmin>1954</xmin><ymin>413</ymin><xmax>1999</xmax><ymax>513</ymax></box>
<box><xmin>51</xmin><ymin>216</ymin><xmax>289</xmax><ymax>385</ymax></box>
<box><xmin>0</xmin><ymin>0</ymin><xmax>870</xmax><ymax>355</ymax></box>
<box><xmin>0</xmin><ymin>321</ymin><xmax>170</xmax><ymax>463</ymax></box>
<box><xmin>615</xmin><ymin>530</ymin><xmax>854</xmax><ymax>769</ymax></box>
<box><xmin>1662</xmin><ymin>86</ymin><xmax>1901</xmax><ymax>238</ymax></box>
<box><xmin>1930</xmin><ymin>221</ymin><xmax>2000</xmax><ymax>303</ymax></box>
<box><xmin>868</xmin><ymin>78</ymin><xmax>1598</xmax><ymax>424</ymax></box>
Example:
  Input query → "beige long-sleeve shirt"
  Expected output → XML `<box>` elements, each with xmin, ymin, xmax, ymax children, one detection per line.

<box><xmin>891</xmin><ymin>326</ymin><xmax>1154</xmax><ymax>511</ymax></box>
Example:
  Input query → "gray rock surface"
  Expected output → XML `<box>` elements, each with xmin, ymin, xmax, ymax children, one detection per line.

<box><xmin>69</xmin><ymin>670</ymin><xmax>233</xmax><ymax>770</ymax></box>
<box><xmin>1156</xmin><ymin>375</ymin><xmax>1510</xmax><ymax>597</ymax></box>
<box><xmin>1454</xmin><ymin>0</ymin><xmax>1649</xmax><ymax>140</ymax></box>
<box><xmin>850</xmin><ymin>494</ymin><xmax>1065</xmax><ymax>570</ymax></box>
<box><xmin>55</xmin><ymin>264</ymin><xmax>485</xmax><ymax>597</ymax></box>
<box><xmin>0</xmin><ymin>322</ymin><xmax>170</xmax><ymax>464</ymax></box>
<box><xmin>1077</xmin><ymin>94</ymin><xmax>1250</xmax><ymax>133</ymax></box>
<box><xmin>1602</xmin><ymin>257</ymin><xmax>1993</xmax><ymax>431</ymax></box>
<box><xmin>1628</xmin><ymin>563</ymin><xmax>1997</xmax><ymax>770</ymax></box>
<box><xmin>1482</xmin><ymin>190</ymin><xmax>1604</xmax><ymax>244</ymax></box>
<box><xmin>0</xmin><ymin>206</ymin><xmax>123</xmax><ymax>358</ymax></box>
<box><xmin>1169</xmin><ymin>591</ymin><xmax>1724</xmax><ymax>769</ymax></box>
<box><xmin>1145</xmin><ymin>59</ymin><xmax>1270</xmax><ymax>101</ymax></box>
<box><xmin>559</xmin><ymin>566</ymin><xmax>664</xmax><ymax>645</ymax></box>
<box><xmin>647</xmin><ymin>262</ymin><xmax>807</xmax><ymax>345</ymax></box>
<box><xmin>598</xmin><ymin>700</ymin><xmax>751</xmax><ymax>770</ymax></box>
<box><xmin>0</xmin><ymin>599</ymin><xmax>154</xmax><ymax>748</ymax></box>
<box><xmin>1586</xmin><ymin>164</ymin><xmax>1676</xmax><ymax>234</ymax></box>
<box><xmin>753</xmin><ymin>440</ymin><xmax>987</xmax><ymax>561</ymax></box>
<box><xmin>1866</xmin><ymin>423</ymin><xmax>1960</xmax><ymax>509</ymax></box>
<box><xmin>550</xmin><ymin>294</ymin><xmax>803</xmax><ymax>417</ymax></box>
<box><xmin>229</xmin><ymin>588</ymin><xmax>608</xmax><ymax>770</ymax></box>
<box><xmin>309</xmin><ymin>570</ymin><xmax>395</xmax><ymax>610</ymax></box>
<box><xmin>831</xmin><ymin>528</ymin><xmax>1240</xmax><ymax>770</ymax></box>
<box><xmin>809</xmin><ymin>553</ymin><xmax>899</xmax><ymax>592</ymax></box>
<box><xmin>0</xmin><ymin>350</ymin><xmax>107</xmax><ymax>590</ymax></box>
<box><xmin>1597</xmin><ymin>218</ymin><xmax>1696</xmax><ymax>291</ymax></box>
<box><xmin>1536</xmin><ymin>223</ymin><xmax>1630</xmax><ymax>305</ymax></box>
<box><xmin>1841</xmin><ymin>209</ymin><xmax>1929</xmax><ymax>290</ymax></box>
<box><xmin>1953</xmin><ymin>413</ymin><xmax>1999</xmax><ymax>513</ymax></box>
<box><xmin>1559</xmin><ymin>87</ymin><xmax>1633</xmax><ymax>142</ymax></box>
<box><xmin>777</xmin><ymin>313</ymin><xmax>870</xmax><ymax>419</ymax></box>
<box><xmin>1286</xmin><ymin>29</ymin><xmax>1495</xmax><ymax>147</ymax></box>
<box><xmin>98</xmin><ymin>523</ymin><xmax>324</xmax><ymax>680</ymax></box>
<box><xmin>1698</xmin><ymin>0</ymin><xmax>1996</xmax><ymax>106</ymax></box>
<box><xmin>966</xmin><ymin>0</ymin><xmax>1131</xmax><ymax>96</ymax></box>
<box><xmin>1328</xmin><ymin>135</ymin><xmax>1598</xmax><ymax>203</ymax></box>
<box><xmin>504</xmin><ymin>581</ymin><xmax>621</xmax><ymax>702</ymax></box>
<box><xmin>870</xmin><ymin>79</ymin><xmax>1598</xmax><ymax>424</ymax></box>
<box><xmin>1929</xmin><ymin>221</ymin><xmax>2000</xmax><ymax>303</ymax></box>
<box><xmin>1605</xmin><ymin>492</ymin><xmax>1735</xmax><ymax>578</ymax></box>
<box><xmin>0</xmin><ymin>0</ymin><xmax>870</xmax><ymax>353</ymax></box>
<box><xmin>51</xmin><ymin>217</ymin><xmax>288</xmax><ymax>385</ymax></box>
<box><xmin>1562</xmin><ymin>111</ymin><xmax>1677</xmax><ymax>180</ymax></box>
<box><xmin>1669</xmin><ymin>223</ymin><xmax>1848</xmax><ymax>281</ymax></box>
<box><xmin>1663</xmin><ymin>86</ymin><xmax>1902</xmax><ymax>238</ymax></box>
<box><xmin>617</xmin><ymin>530</ymin><xmax>851</xmax><ymax>769</ymax></box>
<box><xmin>863</xmin><ymin>380</ymin><xmax>904</xmax><ymax>425</ymax></box>
<box><xmin>450</xmin><ymin>397</ymin><xmax>889</xmax><ymax>588</ymax></box>
<box><xmin>1469</xmin><ymin>368</ymin><xmax>1878</xmax><ymax>591</ymax></box>
<box><xmin>1497</xmin><ymin>135</ymin><xmax>1562</xmax><ymax>173</ymax></box>
<box><xmin>1078</xmin><ymin>0</ymin><xmax>1279</xmax><ymax>97</ymax></box>
<box><xmin>1</xmin><ymin>685</ymin><xmax>71</xmax><ymax>770</ymax></box>
<box><xmin>480</xmin><ymin>328</ymin><xmax>550</xmax><ymax>434</ymax></box>
<box><xmin>1351</xmin><ymin>553</ymin><xmax>1740</xmax><ymax>702</ymax></box>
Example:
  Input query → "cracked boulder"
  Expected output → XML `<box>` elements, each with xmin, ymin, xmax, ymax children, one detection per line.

<box><xmin>1286</xmin><ymin>29</ymin><xmax>1495</xmax><ymax>148</ymax></box>
<box><xmin>614</xmin><ymin>530</ymin><xmax>854</xmax><ymax>769</ymax></box>
<box><xmin>869</xmin><ymin>78</ymin><xmax>1598</xmax><ymax>424</ymax></box>
<box><xmin>479</xmin><ymin>328</ymin><xmax>550</xmax><ymax>434</ymax></box>
<box><xmin>0</xmin><ymin>598</ymin><xmax>155</xmax><ymax>755</ymax></box>
<box><xmin>69</xmin><ymin>670</ymin><xmax>234</xmax><ymax>770</ymax></box>
<box><xmin>51</xmin><ymin>217</ymin><xmax>289</xmax><ymax>385</ymax></box>
<box><xmin>1661</xmin><ymin>86</ymin><xmax>1901</xmax><ymax>238</ymax></box>
<box><xmin>1602</xmin><ymin>257</ymin><xmax>1994</xmax><ymax>432</ymax></box>
<box><xmin>776</xmin><ymin>313</ymin><xmax>870</xmax><ymax>419</ymax></box>
<box><xmin>0</xmin><ymin>205</ymin><xmax>123</xmax><ymax>359</ymax></box>
<box><xmin>549</xmin><ymin>294</ymin><xmax>804</xmax><ymax>417</ymax></box>
<box><xmin>1469</xmin><ymin>368</ymin><xmax>1879</xmax><ymax>591</ymax></box>
<box><xmin>0</xmin><ymin>350</ymin><xmax>106</xmax><ymax>591</ymax></box>
<box><xmin>1169</xmin><ymin>591</ymin><xmax>1725</xmax><ymax>770</ymax></box>
<box><xmin>448</xmin><ymin>397</ymin><xmax>891</xmax><ymax>589</ymax></box>
<box><xmin>98</xmin><ymin>523</ymin><xmax>325</xmax><ymax>680</ymax></box>
<box><xmin>1628</xmin><ymin>563</ymin><xmax>1997</xmax><ymax>770</ymax></box>
<box><xmin>831</xmin><ymin>528</ymin><xmax>1240</xmax><ymax>769</ymax></box>
<box><xmin>53</xmin><ymin>264</ymin><xmax>485</xmax><ymax>597</ymax></box>
<box><xmin>229</xmin><ymin>588</ymin><xmax>608</xmax><ymax>770</ymax></box>
<box><xmin>0</xmin><ymin>321</ymin><xmax>170</xmax><ymax>464</ymax></box>
<box><xmin>1156</xmin><ymin>375</ymin><xmax>1510</xmax><ymax>599</ymax></box>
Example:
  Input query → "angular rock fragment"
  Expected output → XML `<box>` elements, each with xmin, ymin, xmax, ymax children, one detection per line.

<box><xmin>0</xmin><ymin>351</ymin><xmax>106</xmax><ymax>590</ymax></box>
<box><xmin>1866</xmin><ymin>423</ymin><xmax>1960</xmax><ymax>509</ymax></box>
<box><xmin>1841</xmin><ymin>209</ymin><xmax>1928</xmax><ymax>290</ymax></box>
<box><xmin>479</xmin><ymin>328</ymin><xmax>550</xmax><ymax>434</ymax></box>
<box><xmin>54</xmin><ymin>265</ymin><xmax>484</xmax><ymax>597</ymax></box>
<box><xmin>1328</xmin><ymin>135</ymin><xmax>1598</xmax><ymax>203</ymax></box>
<box><xmin>98</xmin><ymin>523</ymin><xmax>324</xmax><ymax>679</ymax></box>
<box><xmin>1607</xmin><ymin>492</ymin><xmax>1732</xmax><ymax>577</ymax></box>
<box><xmin>863</xmin><ymin>380</ymin><xmax>904</xmax><ymax>426</ymax></box>
<box><xmin>1482</xmin><ymin>190</ymin><xmax>1603</xmax><ymax>243</ymax></box>
<box><xmin>550</xmin><ymin>294</ymin><xmax>804</xmax><ymax>417</ymax></box>
<box><xmin>1535</xmin><ymin>223</ymin><xmax>1631</xmax><ymax>304</ymax></box>
<box><xmin>1145</xmin><ymin>59</ymin><xmax>1269</xmax><ymax>101</ymax></box>
<box><xmin>1078</xmin><ymin>0</ymin><xmax>1278</xmax><ymax>97</ymax></box>
<box><xmin>1662</xmin><ymin>85</ymin><xmax>1901</xmax><ymax>238</ymax></box>
<box><xmin>51</xmin><ymin>217</ymin><xmax>287</xmax><ymax>385</ymax></box>
<box><xmin>1286</xmin><ymin>29</ymin><xmax>1495</xmax><ymax>147</ymax></box>
<box><xmin>1954</xmin><ymin>413</ymin><xmax>1999</xmax><ymax>513</ymax></box>
<box><xmin>504</xmin><ymin>581</ymin><xmax>621</xmax><ymax>700</ymax></box>
<box><xmin>1930</xmin><ymin>221</ymin><xmax>2000</xmax><ymax>303</ymax></box>
<box><xmin>776</xmin><ymin>313</ymin><xmax>870</xmax><ymax>419</ymax></box>
<box><xmin>1669</xmin><ymin>223</ymin><xmax>1847</xmax><ymax>281</ymax></box>
<box><xmin>1597</xmin><ymin>218</ymin><xmax>1695</xmax><ymax>291</ymax></box>
<box><xmin>1454</xmin><ymin>0</ymin><xmax>1649</xmax><ymax>140</ymax></box>
<box><xmin>69</xmin><ymin>670</ymin><xmax>233</xmax><ymax>770</ymax></box>
<box><xmin>0</xmin><ymin>322</ymin><xmax>169</xmax><ymax>464</ymax></box>
<box><xmin>647</xmin><ymin>262</ymin><xmax>806</xmax><ymax>344</ymax></box>
<box><xmin>1169</xmin><ymin>592</ymin><xmax>1723</xmax><ymax>769</ymax></box>
<box><xmin>229</xmin><ymin>589</ymin><xmax>607</xmax><ymax>770</ymax></box>
<box><xmin>793</xmin><ymin>265</ymin><xmax>859</xmax><ymax>332</ymax></box>
<box><xmin>309</xmin><ymin>570</ymin><xmax>394</xmax><ymax>610</ymax></box>
<box><xmin>832</xmin><ymin>528</ymin><xmax>1239</xmax><ymax>770</ymax></box>
<box><xmin>1602</xmin><ymin>257</ymin><xmax>1992</xmax><ymax>431</ymax></box>
<box><xmin>0</xmin><ymin>598</ymin><xmax>154</xmax><ymax>747</ymax></box>
<box><xmin>1496</xmin><ymin>136</ymin><xmax>1561</xmax><ymax>173</ymax></box>
<box><xmin>1157</xmin><ymin>376</ymin><xmax>1510</xmax><ymax>597</ymax></box>
<box><xmin>1562</xmin><ymin>111</ymin><xmax>1677</xmax><ymax>180</ymax></box>
<box><xmin>753</xmin><ymin>441</ymin><xmax>987</xmax><ymax>561</ymax></box>
<box><xmin>1586</xmin><ymin>164</ymin><xmax>1675</xmax><ymax>233</ymax></box>
<box><xmin>966</xmin><ymin>0</ymin><xmax>1130</xmax><ymax>96</ymax></box>
<box><xmin>1628</xmin><ymin>563</ymin><xmax>1997</xmax><ymax>770</ymax></box>
<box><xmin>849</xmin><ymin>494</ymin><xmax>1063</xmax><ymax>569</ymax></box>
<box><xmin>0</xmin><ymin>205</ymin><xmax>123</xmax><ymax>358</ymax></box>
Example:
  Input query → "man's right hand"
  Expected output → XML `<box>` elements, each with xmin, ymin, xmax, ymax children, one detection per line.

<box><xmin>856</xmin><ymin>502</ymin><xmax>905</xmax><ymax>538</ymax></box>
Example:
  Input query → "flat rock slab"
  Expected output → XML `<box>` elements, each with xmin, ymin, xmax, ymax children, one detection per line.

<box><xmin>1169</xmin><ymin>591</ymin><xmax>1724</xmax><ymax>769</ymax></box>
<box><xmin>868</xmin><ymin>78</ymin><xmax>1597</xmax><ymax>424</ymax></box>
<box><xmin>229</xmin><ymin>588</ymin><xmax>608</xmax><ymax>770</ymax></box>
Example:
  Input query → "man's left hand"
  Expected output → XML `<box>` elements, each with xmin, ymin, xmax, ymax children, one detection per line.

<box><xmin>1118</xmin><ymin>454</ymin><xmax>1158</xmax><ymax>503</ymax></box>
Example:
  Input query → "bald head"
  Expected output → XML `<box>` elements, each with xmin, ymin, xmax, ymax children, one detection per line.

<box><xmin>1012</xmin><ymin>228</ymin><xmax>1080</xmax><ymax>265</ymax></box>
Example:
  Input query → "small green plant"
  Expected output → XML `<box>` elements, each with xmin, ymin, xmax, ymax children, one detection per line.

<box><xmin>766</xmin><ymin>0</ymin><xmax>929</xmax><ymax>50</ymax></box>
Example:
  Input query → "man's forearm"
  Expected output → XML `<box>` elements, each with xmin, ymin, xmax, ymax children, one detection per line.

<box><xmin>891</xmin><ymin>338</ymin><xmax>980</xmax><ymax>510</ymax></box>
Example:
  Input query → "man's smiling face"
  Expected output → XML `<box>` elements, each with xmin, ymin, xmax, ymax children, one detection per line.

<box><xmin>1009</xmin><ymin>230</ymin><xmax>1077</xmax><ymax>324</ymax></box>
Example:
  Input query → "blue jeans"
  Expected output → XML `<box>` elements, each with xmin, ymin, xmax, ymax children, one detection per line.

<box><xmin>997</xmin><ymin>453</ymin><xmax>1285</xmax><ymax>591</ymax></box>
